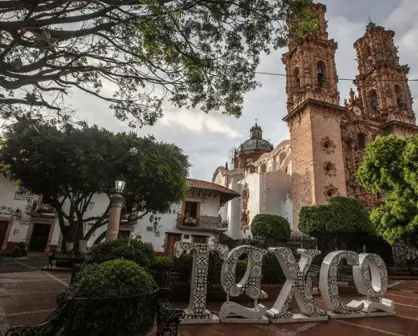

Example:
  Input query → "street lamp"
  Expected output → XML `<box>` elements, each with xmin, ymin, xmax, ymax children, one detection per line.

<box><xmin>106</xmin><ymin>177</ymin><xmax>126</xmax><ymax>241</ymax></box>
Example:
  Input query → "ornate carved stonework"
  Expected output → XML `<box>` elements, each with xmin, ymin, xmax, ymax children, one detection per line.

<box><xmin>324</xmin><ymin>184</ymin><xmax>339</xmax><ymax>198</ymax></box>
<box><xmin>323</xmin><ymin>161</ymin><xmax>337</xmax><ymax>176</ymax></box>
<box><xmin>320</xmin><ymin>137</ymin><xmax>336</xmax><ymax>154</ymax></box>
<box><xmin>241</xmin><ymin>183</ymin><xmax>250</xmax><ymax>228</ymax></box>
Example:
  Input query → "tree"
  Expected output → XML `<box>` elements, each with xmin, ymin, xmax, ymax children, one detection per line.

<box><xmin>250</xmin><ymin>213</ymin><xmax>291</xmax><ymax>247</ymax></box>
<box><xmin>299</xmin><ymin>196</ymin><xmax>373</xmax><ymax>253</ymax></box>
<box><xmin>0</xmin><ymin>0</ymin><xmax>317</xmax><ymax>125</ymax></box>
<box><xmin>355</xmin><ymin>134</ymin><xmax>418</xmax><ymax>248</ymax></box>
<box><xmin>0</xmin><ymin>120</ymin><xmax>189</xmax><ymax>249</ymax></box>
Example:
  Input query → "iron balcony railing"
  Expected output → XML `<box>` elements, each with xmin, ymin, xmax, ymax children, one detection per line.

<box><xmin>176</xmin><ymin>215</ymin><xmax>228</xmax><ymax>232</ymax></box>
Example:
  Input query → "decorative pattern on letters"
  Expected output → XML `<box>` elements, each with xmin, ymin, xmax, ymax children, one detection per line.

<box><xmin>319</xmin><ymin>251</ymin><xmax>364</xmax><ymax>314</ymax></box>
<box><xmin>353</xmin><ymin>253</ymin><xmax>388</xmax><ymax>299</ymax></box>
<box><xmin>174</xmin><ymin>242</ymin><xmax>229</xmax><ymax>320</ymax></box>
<box><xmin>219</xmin><ymin>245</ymin><xmax>268</xmax><ymax>320</ymax></box>
<box><xmin>221</xmin><ymin>245</ymin><xmax>267</xmax><ymax>299</ymax></box>
<box><xmin>267</xmin><ymin>248</ymin><xmax>326</xmax><ymax>320</ymax></box>
<box><xmin>350</xmin><ymin>253</ymin><xmax>394</xmax><ymax>314</ymax></box>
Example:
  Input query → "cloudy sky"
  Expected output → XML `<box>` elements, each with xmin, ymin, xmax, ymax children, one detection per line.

<box><xmin>72</xmin><ymin>0</ymin><xmax>418</xmax><ymax>181</ymax></box>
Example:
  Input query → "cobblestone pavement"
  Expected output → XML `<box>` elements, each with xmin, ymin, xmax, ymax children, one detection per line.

<box><xmin>0</xmin><ymin>272</ymin><xmax>417</xmax><ymax>336</ymax></box>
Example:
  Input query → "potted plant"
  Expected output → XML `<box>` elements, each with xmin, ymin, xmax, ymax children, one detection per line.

<box><xmin>66</xmin><ymin>259</ymin><xmax>158</xmax><ymax>336</ymax></box>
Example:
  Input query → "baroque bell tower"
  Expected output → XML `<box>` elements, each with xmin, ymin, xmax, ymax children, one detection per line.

<box><xmin>353</xmin><ymin>22</ymin><xmax>417</xmax><ymax>136</ymax></box>
<box><xmin>283</xmin><ymin>1</ymin><xmax>347</xmax><ymax>229</ymax></box>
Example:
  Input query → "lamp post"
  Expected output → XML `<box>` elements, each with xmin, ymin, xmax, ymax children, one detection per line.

<box><xmin>106</xmin><ymin>178</ymin><xmax>126</xmax><ymax>241</ymax></box>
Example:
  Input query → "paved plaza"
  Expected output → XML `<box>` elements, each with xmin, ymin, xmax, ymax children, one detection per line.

<box><xmin>0</xmin><ymin>269</ymin><xmax>417</xmax><ymax>335</ymax></box>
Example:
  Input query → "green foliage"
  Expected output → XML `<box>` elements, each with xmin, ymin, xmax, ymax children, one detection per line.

<box><xmin>89</xmin><ymin>237</ymin><xmax>155</xmax><ymax>267</ymax></box>
<box><xmin>150</xmin><ymin>256</ymin><xmax>174</xmax><ymax>270</ymax></box>
<box><xmin>299</xmin><ymin>196</ymin><xmax>373</xmax><ymax>235</ymax></box>
<box><xmin>250</xmin><ymin>214</ymin><xmax>291</xmax><ymax>246</ymax></box>
<box><xmin>0</xmin><ymin>0</ymin><xmax>317</xmax><ymax>125</ymax></box>
<box><xmin>355</xmin><ymin>135</ymin><xmax>418</xmax><ymax>247</ymax></box>
<box><xmin>299</xmin><ymin>196</ymin><xmax>373</xmax><ymax>252</ymax></box>
<box><xmin>0</xmin><ymin>121</ymin><xmax>189</xmax><ymax>245</ymax></box>
<box><xmin>73</xmin><ymin>259</ymin><xmax>157</xmax><ymax>298</ymax></box>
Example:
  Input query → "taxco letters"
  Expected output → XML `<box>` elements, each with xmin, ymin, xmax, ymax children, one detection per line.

<box><xmin>174</xmin><ymin>242</ymin><xmax>395</xmax><ymax>324</ymax></box>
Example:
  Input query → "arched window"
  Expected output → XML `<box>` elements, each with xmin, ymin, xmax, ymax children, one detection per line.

<box><xmin>260</xmin><ymin>163</ymin><xmax>267</xmax><ymax>173</ymax></box>
<box><xmin>358</xmin><ymin>134</ymin><xmax>366</xmax><ymax>150</ymax></box>
<box><xmin>317</xmin><ymin>61</ymin><xmax>326</xmax><ymax>88</ymax></box>
<box><xmin>395</xmin><ymin>85</ymin><xmax>405</xmax><ymax>110</ymax></box>
<box><xmin>293</xmin><ymin>67</ymin><xmax>300</xmax><ymax>87</ymax></box>
<box><xmin>368</xmin><ymin>90</ymin><xmax>379</xmax><ymax>114</ymax></box>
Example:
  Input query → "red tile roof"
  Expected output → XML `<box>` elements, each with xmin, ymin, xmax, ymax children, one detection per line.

<box><xmin>187</xmin><ymin>178</ymin><xmax>240</xmax><ymax>203</ymax></box>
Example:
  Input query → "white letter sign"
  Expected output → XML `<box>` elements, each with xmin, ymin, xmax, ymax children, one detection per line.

<box><xmin>219</xmin><ymin>245</ymin><xmax>269</xmax><ymax>323</ymax></box>
<box><xmin>266</xmin><ymin>248</ymin><xmax>328</xmax><ymax>323</ymax></box>
<box><xmin>319</xmin><ymin>251</ymin><xmax>365</xmax><ymax>318</ymax></box>
<box><xmin>351</xmin><ymin>253</ymin><xmax>394</xmax><ymax>315</ymax></box>
<box><xmin>174</xmin><ymin>241</ymin><xmax>229</xmax><ymax>323</ymax></box>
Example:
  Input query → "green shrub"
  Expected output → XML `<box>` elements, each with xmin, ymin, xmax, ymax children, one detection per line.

<box><xmin>73</xmin><ymin>259</ymin><xmax>157</xmax><ymax>298</ymax></box>
<box><xmin>150</xmin><ymin>256</ymin><xmax>174</xmax><ymax>270</ymax></box>
<box><xmin>299</xmin><ymin>196</ymin><xmax>374</xmax><ymax>253</ymax></box>
<box><xmin>251</xmin><ymin>214</ymin><xmax>291</xmax><ymax>247</ymax></box>
<box><xmin>69</xmin><ymin>259</ymin><xmax>157</xmax><ymax>336</ymax></box>
<box><xmin>89</xmin><ymin>237</ymin><xmax>155</xmax><ymax>267</ymax></box>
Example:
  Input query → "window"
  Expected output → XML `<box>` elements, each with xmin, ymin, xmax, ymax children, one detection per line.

<box><xmin>395</xmin><ymin>85</ymin><xmax>405</xmax><ymax>110</ymax></box>
<box><xmin>369</xmin><ymin>90</ymin><xmax>379</xmax><ymax>113</ymax></box>
<box><xmin>184</xmin><ymin>201</ymin><xmax>198</xmax><ymax>219</ymax></box>
<box><xmin>293</xmin><ymin>67</ymin><xmax>300</xmax><ymax>87</ymax></box>
<box><xmin>260</xmin><ymin>163</ymin><xmax>267</xmax><ymax>173</ymax></box>
<box><xmin>358</xmin><ymin>134</ymin><xmax>366</xmax><ymax>150</ymax></box>
<box><xmin>317</xmin><ymin>61</ymin><xmax>326</xmax><ymax>88</ymax></box>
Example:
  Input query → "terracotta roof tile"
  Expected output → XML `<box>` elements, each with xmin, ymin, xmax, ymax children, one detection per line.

<box><xmin>187</xmin><ymin>179</ymin><xmax>240</xmax><ymax>198</ymax></box>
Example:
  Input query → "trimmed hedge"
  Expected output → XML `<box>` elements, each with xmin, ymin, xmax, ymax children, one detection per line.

<box><xmin>251</xmin><ymin>214</ymin><xmax>291</xmax><ymax>246</ymax></box>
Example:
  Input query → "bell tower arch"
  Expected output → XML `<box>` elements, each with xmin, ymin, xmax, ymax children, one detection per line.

<box><xmin>282</xmin><ymin>2</ymin><xmax>347</xmax><ymax>229</ymax></box>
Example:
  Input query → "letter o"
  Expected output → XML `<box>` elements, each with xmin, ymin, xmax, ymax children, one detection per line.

<box><xmin>353</xmin><ymin>253</ymin><xmax>388</xmax><ymax>299</ymax></box>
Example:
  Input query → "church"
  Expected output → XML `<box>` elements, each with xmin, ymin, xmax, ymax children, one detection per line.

<box><xmin>212</xmin><ymin>1</ymin><xmax>418</xmax><ymax>240</ymax></box>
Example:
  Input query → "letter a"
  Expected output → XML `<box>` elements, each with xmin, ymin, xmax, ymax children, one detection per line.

<box><xmin>266</xmin><ymin>248</ymin><xmax>327</xmax><ymax>323</ymax></box>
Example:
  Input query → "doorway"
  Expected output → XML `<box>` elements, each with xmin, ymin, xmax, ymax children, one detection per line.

<box><xmin>0</xmin><ymin>221</ymin><xmax>9</xmax><ymax>249</ymax></box>
<box><xmin>165</xmin><ymin>233</ymin><xmax>182</xmax><ymax>258</ymax></box>
<box><xmin>29</xmin><ymin>223</ymin><xmax>51</xmax><ymax>252</ymax></box>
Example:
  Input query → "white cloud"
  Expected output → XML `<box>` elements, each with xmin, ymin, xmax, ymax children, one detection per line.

<box><xmin>68</xmin><ymin>0</ymin><xmax>418</xmax><ymax>181</ymax></box>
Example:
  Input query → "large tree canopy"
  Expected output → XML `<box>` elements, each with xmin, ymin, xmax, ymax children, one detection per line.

<box><xmin>355</xmin><ymin>134</ymin><xmax>418</xmax><ymax>247</ymax></box>
<box><xmin>0</xmin><ymin>119</ymin><xmax>189</xmax><ymax>247</ymax></box>
<box><xmin>0</xmin><ymin>0</ymin><xmax>316</xmax><ymax>125</ymax></box>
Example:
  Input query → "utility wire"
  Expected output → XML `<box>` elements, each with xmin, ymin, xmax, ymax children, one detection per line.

<box><xmin>254</xmin><ymin>71</ymin><xmax>418</xmax><ymax>82</ymax></box>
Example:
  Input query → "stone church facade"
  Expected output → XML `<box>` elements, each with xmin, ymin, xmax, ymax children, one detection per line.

<box><xmin>213</xmin><ymin>1</ymin><xmax>418</xmax><ymax>239</ymax></box>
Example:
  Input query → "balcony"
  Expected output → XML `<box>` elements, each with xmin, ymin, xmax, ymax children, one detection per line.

<box><xmin>176</xmin><ymin>215</ymin><xmax>228</xmax><ymax>232</ymax></box>
<box><xmin>29</xmin><ymin>200</ymin><xmax>56</xmax><ymax>218</ymax></box>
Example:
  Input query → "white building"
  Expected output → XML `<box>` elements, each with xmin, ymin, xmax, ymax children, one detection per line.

<box><xmin>212</xmin><ymin>123</ymin><xmax>293</xmax><ymax>240</ymax></box>
<box><xmin>0</xmin><ymin>174</ymin><xmax>239</xmax><ymax>254</ymax></box>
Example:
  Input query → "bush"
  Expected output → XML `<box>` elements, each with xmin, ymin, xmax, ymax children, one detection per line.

<box><xmin>150</xmin><ymin>256</ymin><xmax>174</xmax><ymax>270</ymax></box>
<box><xmin>88</xmin><ymin>237</ymin><xmax>155</xmax><ymax>267</ymax></box>
<box><xmin>299</xmin><ymin>196</ymin><xmax>374</xmax><ymax>253</ymax></box>
<box><xmin>251</xmin><ymin>214</ymin><xmax>291</xmax><ymax>247</ymax></box>
<box><xmin>73</xmin><ymin>259</ymin><xmax>157</xmax><ymax>298</ymax></box>
<box><xmin>69</xmin><ymin>259</ymin><xmax>157</xmax><ymax>336</ymax></box>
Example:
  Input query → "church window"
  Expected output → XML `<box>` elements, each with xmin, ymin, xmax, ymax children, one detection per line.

<box><xmin>395</xmin><ymin>85</ymin><xmax>405</xmax><ymax>110</ymax></box>
<box><xmin>358</xmin><ymin>134</ymin><xmax>366</xmax><ymax>150</ymax></box>
<box><xmin>293</xmin><ymin>67</ymin><xmax>300</xmax><ymax>87</ymax></box>
<box><xmin>324</xmin><ymin>185</ymin><xmax>338</xmax><ymax>198</ymax></box>
<box><xmin>317</xmin><ymin>61</ymin><xmax>326</xmax><ymax>88</ymax></box>
<box><xmin>368</xmin><ymin>90</ymin><xmax>379</xmax><ymax>114</ymax></box>
<box><xmin>260</xmin><ymin>163</ymin><xmax>267</xmax><ymax>173</ymax></box>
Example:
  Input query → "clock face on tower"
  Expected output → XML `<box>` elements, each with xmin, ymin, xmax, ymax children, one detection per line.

<box><xmin>352</xmin><ymin>106</ymin><xmax>362</xmax><ymax>116</ymax></box>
